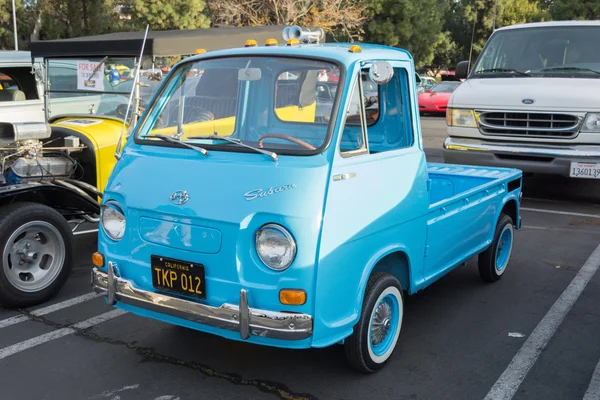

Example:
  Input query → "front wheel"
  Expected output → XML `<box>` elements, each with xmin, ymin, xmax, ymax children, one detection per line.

<box><xmin>478</xmin><ymin>213</ymin><xmax>514</xmax><ymax>282</ymax></box>
<box><xmin>344</xmin><ymin>272</ymin><xmax>404</xmax><ymax>373</ymax></box>
<box><xmin>0</xmin><ymin>202</ymin><xmax>73</xmax><ymax>308</ymax></box>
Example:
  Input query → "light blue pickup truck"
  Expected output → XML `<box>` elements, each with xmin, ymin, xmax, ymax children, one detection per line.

<box><xmin>91</xmin><ymin>26</ymin><xmax>523</xmax><ymax>373</ymax></box>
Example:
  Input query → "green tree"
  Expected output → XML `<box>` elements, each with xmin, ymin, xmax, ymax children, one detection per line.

<box><xmin>463</xmin><ymin>0</ymin><xmax>547</xmax><ymax>63</ymax></box>
<box><xmin>130</xmin><ymin>0</ymin><xmax>210</xmax><ymax>30</ymax></box>
<box><xmin>547</xmin><ymin>0</ymin><xmax>600</xmax><ymax>20</ymax></box>
<box><xmin>206</xmin><ymin>0</ymin><xmax>367</xmax><ymax>42</ymax></box>
<box><xmin>429</xmin><ymin>31</ymin><xmax>459</xmax><ymax>73</ymax></box>
<box><xmin>365</xmin><ymin>0</ymin><xmax>448</xmax><ymax>66</ymax></box>
<box><xmin>0</xmin><ymin>0</ymin><xmax>37</xmax><ymax>50</ymax></box>
<box><xmin>37</xmin><ymin>0</ymin><xmax>128</xmax><ymax>40</ymax></box>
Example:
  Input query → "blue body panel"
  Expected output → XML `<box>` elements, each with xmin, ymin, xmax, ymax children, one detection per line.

<box><xmin>96</xmin><ymin>40</ymin><xmax>523</xmax><ymax>350</ymax></box>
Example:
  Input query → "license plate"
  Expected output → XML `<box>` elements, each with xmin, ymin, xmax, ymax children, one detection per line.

<box><xmin>151</xmin><ymin>255</ymin><xmax>205</xmax><ymax>299</ymax></box>
<box><xmin>569</xmin><ymin>162</ymin><xmax>600</xmax><ymax>179</ymax></box>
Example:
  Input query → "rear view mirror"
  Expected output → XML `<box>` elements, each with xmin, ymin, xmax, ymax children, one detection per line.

<box><xmin>239</xmin><ymin>68</ymin><xmax>262</xmax><ymax>81</ymax></box>
<box><xmin>369</xmin><ymin>61</ymin><xmax>394</xmax><ymax>85</ymax></box>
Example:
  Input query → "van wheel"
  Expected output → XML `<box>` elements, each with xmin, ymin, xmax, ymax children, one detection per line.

<box><xmin>0</xmin><ymin>202</ymin><xmax>73</xmax><ymax>308</ymax></box>
<box><xmin>344</xmin><ymin>272</ymin><xmax>404</xmax><ymax>373</ymax></box>
<box><xmin>478</xmin><ymin>213</ymin><xmax>514</xmax><ymax>282</ymax></box>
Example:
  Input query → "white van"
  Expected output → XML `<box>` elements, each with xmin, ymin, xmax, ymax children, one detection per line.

<box><xmin>443</xmin><ymin>21</ymin><xmax>600</xmax><ymax>180</ymax></box>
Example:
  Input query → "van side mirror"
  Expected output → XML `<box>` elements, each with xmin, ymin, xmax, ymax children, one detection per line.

<box><xmin>369</xmin><ymin>61</ymin><xmax>394</xmax><ymax>85</ymax></box>
<box><xmin>455</xmin><ymin>61</ymin><xmax>470</xmax><ymax>80</ymax></box>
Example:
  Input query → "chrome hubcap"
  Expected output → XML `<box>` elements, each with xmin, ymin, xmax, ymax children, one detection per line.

<box><xmin>371</xmin><ymin>301</ymin><xmax>392</xmax><ymax>346</ymax></box>
<box><xmin>3</xmin><ymin>221</ymin><xmax>65</xmax><ymax>292</ymax></box>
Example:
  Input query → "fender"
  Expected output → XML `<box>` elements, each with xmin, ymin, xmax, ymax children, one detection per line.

<box><xmin>50</xmin><ymin>116</ymin><xmax>124</xmax><ymax>193</ymax></box>
<box><xmin>0</xmin><ymin>182</ymin><xmax>100</xmax><ymax>215</ymax></box>
<box><xmin>354</xmin><ymin>244</ymin><xmax>412</xmax><ymax>318</ymax></box>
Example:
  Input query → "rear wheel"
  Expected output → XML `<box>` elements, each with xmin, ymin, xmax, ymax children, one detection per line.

<box><xmin>344</xmin><ymin>272</ymin><xmax>404</xmax><ymax>373</ymax></box>
<box><xmin>478</xmin><ymin>213</ymin><xmax>514</xmax><ymax>282</ymax></box>
<box><xmin>0</xmin><ymin>202</ymin><xmax>73</xmax><ymax>308</ymax></box>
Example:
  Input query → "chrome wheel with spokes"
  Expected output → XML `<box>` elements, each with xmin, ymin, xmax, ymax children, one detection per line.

<box><xmin>345</xmin><ymin>272</ymin><xmax>404</xmax><ymax>373</ymax></box>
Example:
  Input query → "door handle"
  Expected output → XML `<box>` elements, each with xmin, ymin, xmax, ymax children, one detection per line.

<box><xmin>333</xmin><ymin>172</ymin><xmax>356</xmax><ymax>181</ymax></box>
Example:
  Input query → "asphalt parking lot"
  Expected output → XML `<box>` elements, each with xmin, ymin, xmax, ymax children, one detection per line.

<box><xmin>1</xmin><ymin>116</ymin><xmax>599</xmax><ymax>400</ymax></box>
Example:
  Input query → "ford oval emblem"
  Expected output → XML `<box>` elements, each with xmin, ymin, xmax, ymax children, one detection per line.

<box><xmin>170</xmin><ymin>190</ymin><xmax>190</xmax><ymax>205</ymax></box>
<box><xmin>522</xmin><ymin>99</ymin><xmax>535</xmax><ymax>105</ymax></box>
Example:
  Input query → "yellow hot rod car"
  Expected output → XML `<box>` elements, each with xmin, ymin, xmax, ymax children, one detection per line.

<box><xmin>0</xmin><ymin>25</ymin><xmax>287</xmax><ymax>307</ymax></box>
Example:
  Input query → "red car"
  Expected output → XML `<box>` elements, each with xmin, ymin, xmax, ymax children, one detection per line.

<box><xmin>418</xmin><ymin>81</ymin><xmax>461</xmax><ymax>114</ymax></box>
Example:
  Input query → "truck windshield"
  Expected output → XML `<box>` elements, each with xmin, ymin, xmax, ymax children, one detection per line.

<box><xmin>135</xmin><ymin>56</ymin><xmax>340</xmax><ymax>155</ymax></box>
<box><xmin>471</xmin><ymin>25</ymin><xmax>600</xmax><ymax>78</ymax></box>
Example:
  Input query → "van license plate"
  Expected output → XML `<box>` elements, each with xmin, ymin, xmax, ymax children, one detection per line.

<box><xmin>151</xmin><ymin>255</ymin><xmax>205</xmax><ymax>299</ymax></box>
<box><xmin>569</xmin><ymin>162</ymin><xmax>600</xmax><ymax>179</ymax></box>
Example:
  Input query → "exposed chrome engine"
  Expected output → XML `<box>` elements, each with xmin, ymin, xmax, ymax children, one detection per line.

<box><xmin>0</xmin><ymin>122</ymin><xmax>84</xmax><ymax>185</ymax></box>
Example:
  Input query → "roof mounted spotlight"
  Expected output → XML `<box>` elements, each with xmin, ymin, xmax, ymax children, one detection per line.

<box><xmin>282</xmin><ymin>25</ymin><xmax>324</xmax><ymax>44</ymax></box>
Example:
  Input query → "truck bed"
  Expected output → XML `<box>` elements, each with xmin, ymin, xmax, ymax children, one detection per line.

<box><xmin>427</xmin><ymin>163</ymin><xmax>522</xmax><ymax>209</ymax></box>
<box><xmin>421</xmin><ymin>163</ymin><xmax>522</xmax><ymax>286</ymax></box>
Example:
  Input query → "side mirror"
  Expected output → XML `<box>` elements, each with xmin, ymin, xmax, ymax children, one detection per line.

<box><xmin>455</xmin><ymin>61</ymin><xmax>470</xmax><ymax>80</ymax></box>
<box><xmin>147</xmin><ymin>68</ymin><xmax>163</xmax><ymax>82</ymax></box>
<box><xmin>369</xmin><ymin>61</ymin><xmax>394</xmax><ymax>85</ymax></box>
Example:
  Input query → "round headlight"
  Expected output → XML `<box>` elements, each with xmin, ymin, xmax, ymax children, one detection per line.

<box><xmin>101</xmin><ymin>201</ymin><xmax>126</xmax><ymax>241</ymax></box>
<box><xmin>255</xmin><ymin>224</ymin><xmax>296</xmax><ymax>271</ymax></box>
<box><xmin>583</xmin><ymin>113</ymin><xmax>600</xmax><ymax>132</ymax></box>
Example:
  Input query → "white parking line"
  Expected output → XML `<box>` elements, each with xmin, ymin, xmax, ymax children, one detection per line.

<box><xmin>0</xmin><ymin>309</ymin><xmax>126</xmax><ymax>360</ymax></box>
<box><xmin>483</xmin><ymin>243</ymin><xmax>600</xmax><ymax>400</ymax></box>
<box><xmin>521</xmin><ymin>207</ymin><xmax>600</xmax><ymax>219</ymax></box>
<box><xmin>0</xmin><ymin>292</ymin><xmax>102</xmax><ymax>329</ymax></box>
<box><xmin>583</xmin><ymin>357</ymin><xmax>600</xmax><ymax>400</ymax></box>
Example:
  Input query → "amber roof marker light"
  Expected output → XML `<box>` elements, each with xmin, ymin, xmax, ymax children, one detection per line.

<box><xmin>245</xmin><ymin>39</ymin><xmax>258</xmax><ymax>47</ymax></box>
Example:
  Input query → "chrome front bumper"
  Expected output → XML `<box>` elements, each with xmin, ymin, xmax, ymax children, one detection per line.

<box><xmin>444</xmin><ymin>137</ymin><xmax>600</xmax><ymax>158</ymax></box>
<box><xmin>91</xmin><ymin>263</ymin><xmax>313</xmax><ymax>340</ymax></box>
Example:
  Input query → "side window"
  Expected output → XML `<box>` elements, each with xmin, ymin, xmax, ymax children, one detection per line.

<box><xmin>0</xmin><ymin>72</ymin><xmax>18</xmax><ymax>90</ymax></box>
<box><xmin>339</xmin><ymin>73</ymin><xmax>368</xmax><ymax>154</ymax></box>
<box><xmin>367</xmin><ymin>67</ymin><xmax>414</xmax><ymax>152</ymax></box>
<box><xmin>338</xmin><ymin>65</ymin><xmax>413</xmax><ymax>156</ymax></box>
<box><xmin>0</xmin><ymin>71</ymin><xmax>25</xmax><ymax>102</ymax></box>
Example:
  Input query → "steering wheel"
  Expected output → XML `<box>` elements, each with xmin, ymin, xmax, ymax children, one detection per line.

<box><xmin>257</xmin><ymin>134</ymin><xmax>316</xmax><ymax>150</ymax></box>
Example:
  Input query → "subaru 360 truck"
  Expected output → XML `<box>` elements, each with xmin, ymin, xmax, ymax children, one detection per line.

<box><xmin>91</xmin><ymin>26</ymin><xmax>523</xmax><ymax>373</ymax></box>
<box><xmin>444</xmin><ymin>21</ymin><xmax>600</xmax><ymax>180</ymax></box>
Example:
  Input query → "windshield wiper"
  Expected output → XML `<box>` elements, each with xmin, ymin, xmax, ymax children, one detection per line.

<box><xmin>539</xmin><ymin>67</ymin><xmax>600</xmax><ymax>75</ymax></box>
<box><xmin>474</xmin><ymin>68</ymin><xmax>531</xmax><ymax>77</ymax></box>
<box><xmin>188</xmin><ymin>135</ymin><xmax>278</xmax><ymax>161</ymax></box>
<box><xmin>142</xmin><ymin>134</ymin><xmax>208</xmax><ymax>156</ymax></box>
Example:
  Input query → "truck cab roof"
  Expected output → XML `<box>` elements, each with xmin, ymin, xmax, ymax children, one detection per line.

<box><xmin>183</xmin><ymin>42</ymin><xmax>414</xmax><ymax>67</ymax></box>
<box><xmin>496</xmin><ymin>20</ymin><xmax>600</xmax><ymax>31</ymax></box>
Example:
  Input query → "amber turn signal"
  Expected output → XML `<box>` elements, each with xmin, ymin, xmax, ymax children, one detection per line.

<box><xmin>92</xmin><ymin>252</ymin><xmax>104</xmax><ymax>267</ymax></box>
<box><xmin>348</xmin><ymin>45</ymin><xmax>361</xmax><ymax>53</ymax></box>
<box><xmin>279</xmin><ymin>289</ymin><xmax>306</xmax><ymax>305</ymax></box>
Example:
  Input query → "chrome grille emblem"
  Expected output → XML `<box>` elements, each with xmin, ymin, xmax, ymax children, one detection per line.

<box><xmin>170</xmin><ymin>190</ymin><xmax>190</xmax><ymax>205</ymax></box>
